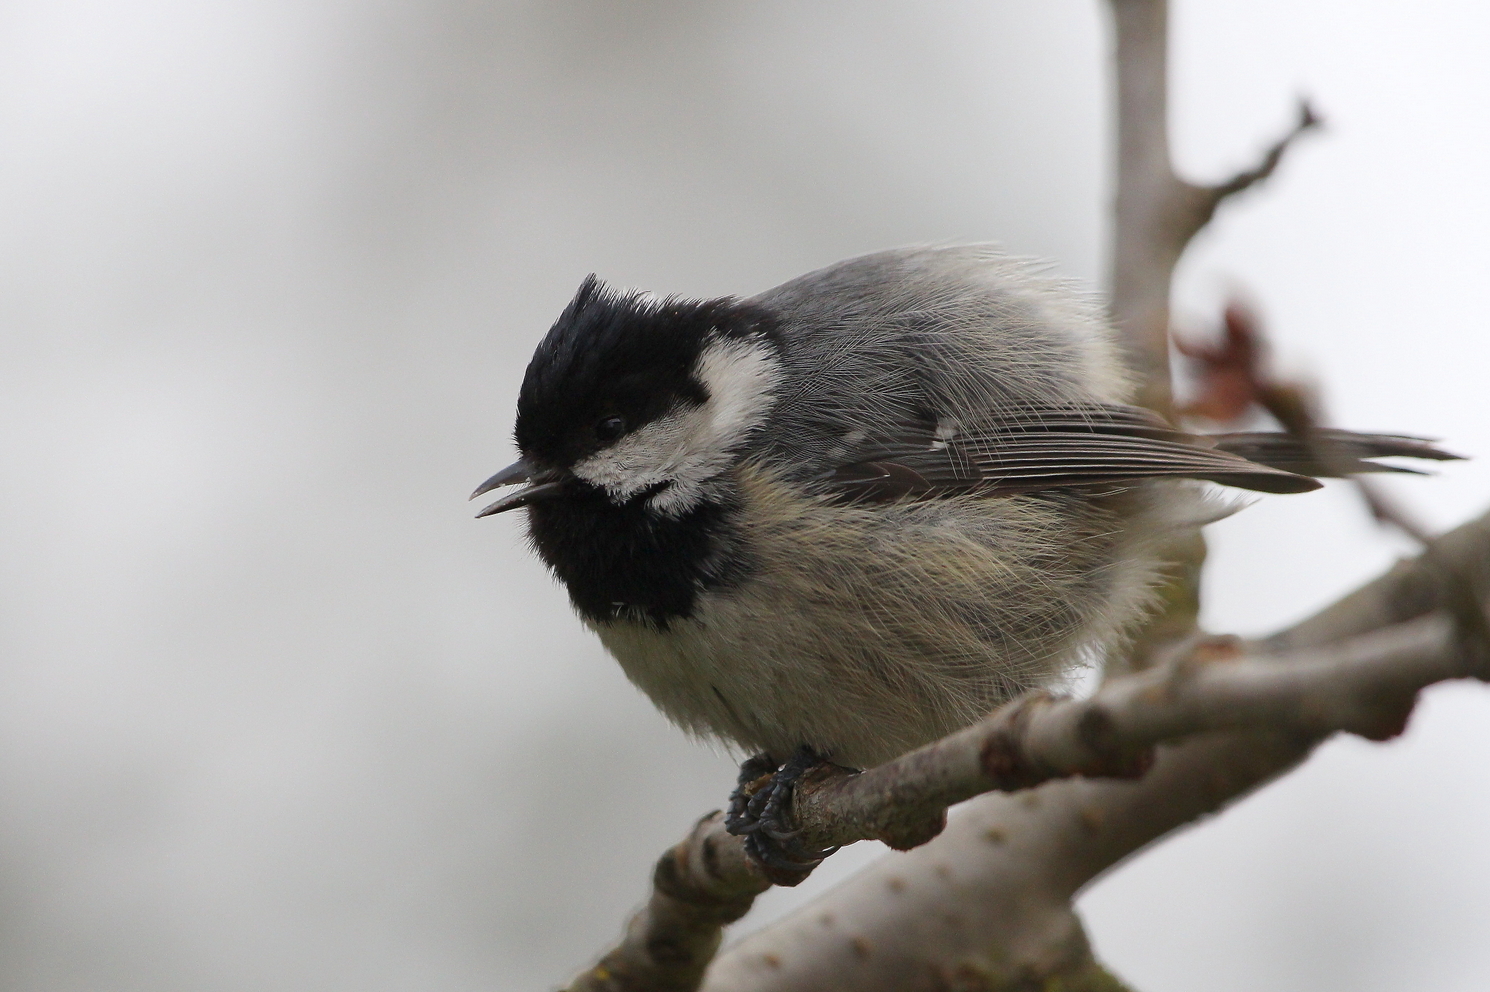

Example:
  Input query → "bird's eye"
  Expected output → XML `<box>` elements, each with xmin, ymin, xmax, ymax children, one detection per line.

<box><xmin>594</xmin><ymin>415</ymin><xmax>627</xmax><ymax>442</ymax></box>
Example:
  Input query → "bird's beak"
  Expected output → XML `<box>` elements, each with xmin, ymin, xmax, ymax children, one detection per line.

<box><xmin>470</xmin><ymin>459</ymin><xmax>569</xmax><ymax>517</ymax></box>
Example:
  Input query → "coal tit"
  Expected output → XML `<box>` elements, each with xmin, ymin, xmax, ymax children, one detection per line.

<box><xmin>473</xmin><ymin>245</ymin><xmax>1447</xmax><ymax>869</ymax></box>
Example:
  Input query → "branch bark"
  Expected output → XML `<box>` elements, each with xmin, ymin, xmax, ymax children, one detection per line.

<box><xmin>562</xmin><ymin>509</ymin><xmax>1490</xmax><ymax>992</ymax></box>
<box><xmin>702</xmin><ymin>730</ymin><xmax>1305</xmax><ymax>992</ymax></box>
<box><xmin>1109</xmin><ymin>0</ymin><xmax>1318</xmax><ymax>415</ymax></box>
<box><xmin>566</xmin><ymin>813</ymin><xmax>768</xmax><ymax>992</ymax></box>
<box><xmin>696</xmin><ymin>511</ymin><xmax>1490</xmax><ymax>992</ymax></box>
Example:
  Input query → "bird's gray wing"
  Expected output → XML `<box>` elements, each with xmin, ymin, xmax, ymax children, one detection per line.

<box><xmin>819</xmin><ymin>403</ymin><xmax>1334</xmax><ymax>501</ymax></box>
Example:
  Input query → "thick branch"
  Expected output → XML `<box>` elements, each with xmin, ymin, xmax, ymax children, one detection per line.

<box><xmin>789</xmin><ymin>613</ymin><xmax>1477</xmax><ymax>857</ymax></box>
<box><xmin>565</xmin><ymin>813</ymin><xmax>771</xmax><ymax>992</ymax></box>
<box><xmin>705</xmin><ymin>729</ymin><xmax>1305</xmax><ymax>992</ymax></box>
<box><xmin>699</xmin><ymin>622</ymin><xmax>1484</xmax><ymax>992</ymax></box>
<box><xmin>1107</xmin><ymin>0</ymin><xmax>1197</xmax><ymax>675</ymax></box>
<box><xmin>566</xmin><ymin>506</ymin><xmax>1490</xmax><ymax>991</ymax></box>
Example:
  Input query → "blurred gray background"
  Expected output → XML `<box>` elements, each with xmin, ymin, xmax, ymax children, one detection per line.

<box><xmin>2</xmin><ymin>1</ymin><xmax>1488</xmax><ymax>990</ymax></box>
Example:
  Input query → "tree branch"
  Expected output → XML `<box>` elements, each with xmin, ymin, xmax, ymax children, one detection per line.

<box><xmin>1196</xmin><ymin>100</ymin><xmax>1321</xmax><ymax>217</ymax></box>
<box><xmin>1272</xmin><ymin>509</ymin><xmax>1490</xmax><ymax>651</ymax></box>
<box><xmin>790</xmin><ymin>607</ymin><xmax>1479</xmax><ymax>859</ymax></box>
<box><xmin>566</xmin><ymin>813</ymin><xmax>771</xmax><ymax>992</ymax></box>
<box><xmin>704</xmin><ymin>729</ymin><xmax>1307</xmax><ymax>992</ymax></box>
<box><xmin>563</xmin><ymin>508</ymin><xmax>1490</xmax><ymax>992</ymax></box>
<box><xmin>1109</xmin><ymin>0</ymin><xmax>1183</xmax><ymax>415</ymax></box>
<box><xmin>1106</xmin><ymin>0</ymin><xmax>1318</xmax><ymax>676</ymax></box>
<box><xmin>699</xmin><ymin>602</ymin><xmax>1488</xmax><ymax>990</ymax></box>
<box><xmin>1109</xmin><ymin>0</ymin><xmax>1320</xmax><ymax>414</ymax></box>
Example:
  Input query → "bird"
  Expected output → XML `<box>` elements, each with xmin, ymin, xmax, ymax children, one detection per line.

<box><xmin>471</xmin><ymin>245</ymin><xmax>1453</xmax><ymax>874</ymax></box>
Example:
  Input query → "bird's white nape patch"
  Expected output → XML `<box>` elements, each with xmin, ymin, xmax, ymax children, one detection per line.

<box><xmin>570</xmin><ymin>333</ymin><xmax>781</xmax><ymax>515</ymax></box>
<box><xmin>691</xmin><ymin>334</ymin><xmax>782</xmax><ymax>457</ymax></box>
<box><xmin>930</xmin><ymin>418</ymin><xmax>959</xmax><ymax>451</ymax></box>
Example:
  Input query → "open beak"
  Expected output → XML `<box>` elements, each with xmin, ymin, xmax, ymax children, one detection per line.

<box><xmin>470</xmin><ymin>459</ymin><xmax>569</xmax><ymax>517</ymax></box>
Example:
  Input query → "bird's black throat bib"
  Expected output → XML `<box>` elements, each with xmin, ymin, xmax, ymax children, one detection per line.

<box><xmin>525</xmin><ymin>484</ymin><xmax>748</xmax><ymax>628</ymax></box>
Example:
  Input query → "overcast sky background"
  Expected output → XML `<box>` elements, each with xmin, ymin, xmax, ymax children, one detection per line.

<box><xmin>1</xmin><ymin>2</ymin><xmax>1488</xmax><ymax>990</ymax></box>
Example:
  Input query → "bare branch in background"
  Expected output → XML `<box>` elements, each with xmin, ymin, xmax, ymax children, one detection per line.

<box><xmin>1109</xmin><ymin>0</ymin><xmax>1318</xmax><ymax>415</ymax></box>
<box><xmin>1108</xmin><ymin>0</ymin><xmax>1320</xmax><ymax>672</ymax></box>
<box><xmin>1202</xmin><ymin>100</ymin><xmax>1321</xmax><ymax>209</ymax></box>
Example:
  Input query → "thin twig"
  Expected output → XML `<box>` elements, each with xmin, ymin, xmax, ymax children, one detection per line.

<box><xmin>1181</xmin><ymin>99</ymin><xmax>1322</xmax><ymax>241</ymax></box>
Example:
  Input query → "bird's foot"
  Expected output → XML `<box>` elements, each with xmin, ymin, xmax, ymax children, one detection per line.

<box><xmin>724</xmin><ymin>745</ymin><xmax>840</xmax><ymax>885</ymax></box>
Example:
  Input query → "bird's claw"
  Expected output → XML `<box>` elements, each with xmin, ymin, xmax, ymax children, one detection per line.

<box><xmin>724</xmin><ymin>746</ymin><xmax>840</xmax><ymax>885</ymax></box>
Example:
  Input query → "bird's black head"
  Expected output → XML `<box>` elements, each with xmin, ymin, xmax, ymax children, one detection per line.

<box><xmin>470</xmin><ymin>275</ymin><xmax>780</xmax><ymax>626</ymax></box>
<box><xmin>510</xmin><ymin>275</ymin><xmax>782</xmax><ymax>515</ymax></box>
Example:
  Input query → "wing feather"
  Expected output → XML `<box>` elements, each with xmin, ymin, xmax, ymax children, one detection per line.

<box><xmin>820</xmin><ymin>404</ymin><xmax>1319</xmax><ymax>501</ymax></box>
<box><xmin>1210</xmin><ymin>430</ymin><xmax>1460</xmax><ymax>477</ymax></box>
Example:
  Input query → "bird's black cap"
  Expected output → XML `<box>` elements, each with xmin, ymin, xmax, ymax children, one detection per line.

<box><xmin>514</xmin><ymin>275</ymin><xmax>778</xmax><ymax>469</ymax></box>
<box><xmin>506</xmin><ymin>275</ymin><xmax>775</xmax><ymax>626</ymax></box>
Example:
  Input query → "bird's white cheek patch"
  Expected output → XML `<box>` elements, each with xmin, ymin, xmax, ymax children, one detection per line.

<box><xmin>571</xmin><ymin>412</ymin><xmax>704</xmax><ymax>501</ymax></box>
<box><xmin>570</xmin><ymin>335</ymin><xmax>781</xmax><ymax>516</ymax></box>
